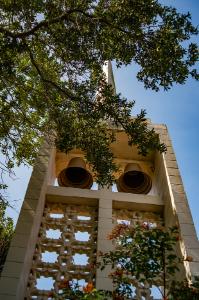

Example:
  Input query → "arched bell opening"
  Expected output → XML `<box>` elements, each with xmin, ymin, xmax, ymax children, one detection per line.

<box><xmin>58</xmin><ymin>157</ymin><xmax>93</xmax><ymax>189</ymax></box>
<box><xmin>117</xmin><ymin>163</ymin><xmax>152</xmax><ymax>194</ymax></box>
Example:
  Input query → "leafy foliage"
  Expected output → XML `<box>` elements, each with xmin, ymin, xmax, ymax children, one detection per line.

<box><xmin>0</xmin><ymin>0</ymin><xmax>198</xmax><ymax>187</ymax></box>
<box><xmin>169</xmin><ymin>276</ymin><xmax>199</xmax><ymax>300</ymax></box>
<box><xmin>58</xmin><ymin>225</ymin><xmax>199</xmax><ymax>299</ymax></box>
<box><xmin>53</xmin><ymin>281</ymin><xmax>111</xmax><ymax>300</ymax></box>
<box><xmin>100</xmin><ymin>223</ymin><xmax>180</xmax><ymax>299</ymax></box>
<box><xmin>0</xmin><ymin>201</ymin><xmax>14</xmax><ymax>275</ymax></box>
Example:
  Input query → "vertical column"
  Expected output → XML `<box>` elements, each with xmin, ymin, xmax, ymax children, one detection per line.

<box><xmin>155</xmin><ymin>124</ymin><xmax>199</xmax><ymax>279</ymax></box>
<box><xmin>0</xmin><ymin>143</ymin><xmax>55</xmax><ymax>300</ymax></box>
<box><xmin>162</xmin><ymin>127</ymin><xmax>199</xmax><ymax>277</ymax></box>
<box><xmin>96</xmin><ymin>189</ymin><xmax>113</xmax><ymax>291</ymax></box>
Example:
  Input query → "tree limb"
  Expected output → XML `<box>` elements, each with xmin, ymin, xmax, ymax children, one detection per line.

<box><xmin>0</xmin><ymin>8</ymin><xmax>131</xmax><ymax>39</ymax></box>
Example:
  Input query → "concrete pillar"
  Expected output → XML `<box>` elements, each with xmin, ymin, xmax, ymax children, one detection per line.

<box><xmin>0</xmin><ymin>143</ymin><xmax>55</xmax><ymax>300</ymax></box>
<box><xmin>155</xmin><ymin>124</ymin><xmax>199</xmax><ymax>279</ymax></box>
<box><xmin>96</xmin><ymin>190</ymin><xmax>113</xmax><ymax>291</ymax></box>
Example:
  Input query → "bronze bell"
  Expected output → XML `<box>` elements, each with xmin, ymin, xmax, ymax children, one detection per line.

<box><xmin>117</xmin><ymin>163</ymin><xmax>152</xmax><ymax>194</ymax></box>
<box><xmin>58</xmin><ymin>157</ymin><xmax>93</xmax><ymax>189</ymax></box>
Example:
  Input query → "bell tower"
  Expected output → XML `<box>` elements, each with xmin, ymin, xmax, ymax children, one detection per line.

<box><xmin>0</xmin><ymin>63</ymin><xmax>199</xmax><ymax>300</ymax></box>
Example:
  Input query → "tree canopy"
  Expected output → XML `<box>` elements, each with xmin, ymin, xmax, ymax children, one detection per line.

<box><xmin>0</xmin><ymin>0</ymin><xmax>198</xmax><ymax>188</ymax></box>
<box><xmin>0</xmin><ymin>201</ymin><xmax>14</xmax><ymax>274</ymax></box>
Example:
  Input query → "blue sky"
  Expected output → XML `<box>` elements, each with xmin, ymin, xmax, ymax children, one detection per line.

<box><xmin>5</xmin><ymin>0</ymin><xmax>199</xmax><ymax>237</ymax></box>
<box><xmin>113</xmin><ymin>0</ymin><xmax>199</xmax><ymax>235</ymax></box>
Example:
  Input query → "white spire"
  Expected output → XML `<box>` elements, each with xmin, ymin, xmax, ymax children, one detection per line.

<box><xmin>102</xmin><ymin>61</ymin><xmax>116</xmax><ymax>95</ymax></box>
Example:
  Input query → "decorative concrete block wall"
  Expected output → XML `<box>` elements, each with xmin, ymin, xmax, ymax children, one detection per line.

<box><xmin>0</xmin><ymin>124</ymin><xmax>198</xmax><ymax>299</ymax></box>
<box><xmin>0</xmin><ymin>143</ymin><xmax>55</xmax><ymax>300</ymax></box>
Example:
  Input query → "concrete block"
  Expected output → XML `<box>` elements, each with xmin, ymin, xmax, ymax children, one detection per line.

<box><xmin>180</xmin><ymin>224</ymin><xmax>197</xmax><ymax>236</ymax></box>
<box><xmin>11</xmin><ymin>233</ymin><xmax>30</xmax><ymax>248</ymax></box>
<box><xmin>164</xmin><ymin>213</ymin><xmax>176</xmax><ymax>228</ymax></box>
<box><xmin>186</xmin><ymin>248</ymin><xmax>199</xmax><ymax>262</ymax></box>
<box><xmin>15</xmin><ymin>221</ymin><xmax>33</xmax><ymax>235</ymax></box>
<box><xmin>167</xmin><ymin>168</ymin><xmax>180</xmax><ymax>176</ymax></box>
<box><xmin>97</xmin><ymin>239</ymin><xmax>113</xmax><ymax>253</ymax></box>
<box><xmin>178</xmin><ymin>212</ymin><xmax>194</xmax><ymax>225</ymax></box>
<box><xmin>164</xmin><ymin>140</ymin><xmax>173</xmax><ymax>148</ymax></box>
<box><xmin>0</xmin><ymin>277</ymin><xmax>19</xmax><ymax>295</ymax></box>
<box><xmin>165</xmin><ymin>153</ymin><xmax>176</xmax><ymax>161</ymax></box>
<box><xmin>96</xmin><ymin>264</ymin><xmax>113</xmax><ymax>278</ymax></box>
<box><xmin>159</xmin><ymin>133</ymin><xmax>171</xmax><ymax>143</ymax></box>
<box><xmin>189</xmin><ymin>262</ymin><xmax>199</xmax><ymax>276</ymax></box>
<box><xmin>98</xmin><ymin>217</ymin><xmax>113</xmax><ymax>228</ymax></box>
<box><xmin>6</xmin><ymin>247</ymin><xmax>27</xmax><ymax>263</ymax></box>
<box><xmin>98</xmin><ymin>229</ymin><xmax>112</xmax><ymax>240</ymax></box>
<box><xmin>183</xmin><ymin>236</ymin><xmax>199</xmax><ymax>249</ymax></box>
<box><xmin>33</xmin><ymin>155</ymin><xmax>50</xmax><ymax>172</ymax></box>
<box><xmin>29</xmin><ymin>165</ymin><xmax>47</xmax><ymax>181</ymax></box>
<box><xmin>165</xmin><ymin>160</ymin><xmax>178</xmax><ymax>169</ymax></box>
<box><xmin>0</xmin><ymin>294</ymin><xmax>16</xmax><ymax>300</ymax></box>
<box><xmin>96</xmin><ymin>276</ymin><xmax>113</xmax><ymax>291</ymax></box>
<box><xmin>17</xmin><ymin>208</ymin><xmax>36</xmax><ymax>223</ymax></box>
<box><xmin>99</xmin><ymin>198</ymin><xmax>112</xmax><ymax>209</ymax></box>
<box><xmin>99</xmin><ymin>208</ymin><xmax>112</xmax><ymax>219</ymax></box>
<box><xmin>166</xmin><ymin>146</ymin><xmax>175</xmax><ymax>154</ymax></box>
<box><xmin>21</xmin><ymin>198</ymin><xmax>39</xmax><ymax>212</ymax></box>
<box><xmin>175</xmin><ymin>202</ymin><xmax>189</xmax><ymax>213</ymax></box>
<box><xmin>172</xmin><ymin>192</ymin><xmax>188</xmax><ymax>204</ymax></box>
<box><xmin>169</xmin><ymin>175</ymin><xmax>183</xmax><ymax>185</ymax></box>
<box><xmin>172</xmin><ymin>184</ymin><xmax>185</xmax><ymax>193</ymax></box>
<box><xmin>2</xmin><ymin>262</ymin><xmax>23</xmax><ymax>278</ymax></box>
<box><xmin>25</xmin><ymin>177</ymin><xmax>47</xmax><ymax>199</ymax></box>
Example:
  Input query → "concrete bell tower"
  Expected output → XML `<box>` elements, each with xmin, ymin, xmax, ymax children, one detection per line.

<box><xmin>0</xmin><ymin>63</ymin><xmax>199</xmax><ymax>300</ymax></box>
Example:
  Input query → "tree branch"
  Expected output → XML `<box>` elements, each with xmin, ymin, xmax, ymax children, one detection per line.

<box><xmin>0</xmin><ymin>8</ymin><xmax>131</xmax><ymax>39</ymax></box>
<box><xmin>25</xmin><ymin>44</ymin><xmax>76</xmax><ymax>100</ymax></box>
<box><xmin>0</xmin><ymin>9</ymin><xmax>83</xmax><ymax>38</ymax></box>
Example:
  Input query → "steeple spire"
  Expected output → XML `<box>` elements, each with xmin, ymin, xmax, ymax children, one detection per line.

<box><xmin>102</xmin><ymin>61</ymin><xmax>116</xmax><ymax>95</ymax></box>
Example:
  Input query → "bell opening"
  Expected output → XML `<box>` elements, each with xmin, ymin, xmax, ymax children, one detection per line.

<box><xmin>58</xmin><ymin>157</ymin><xmax>93</xmax><ymax>189</ymax></box>
<box><xmin>123</xmin><ymin>171</ymin><xmax>145</xmax><ymax>189</ymax></box>
<box><xmin>117</xmin><ymin>165</ymin><xmax>152</xmax><ymax>194</ymax></box>
<box><xmin>65</xmin><ymin>167</ymin><xmax>89</xmax><ymax>185</ymax></box>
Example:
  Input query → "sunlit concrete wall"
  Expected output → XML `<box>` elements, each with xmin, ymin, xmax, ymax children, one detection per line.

<box><xmin>0</xmin><ymin>124</ymin><xmax>198</xmax><ymax>299</ymax></box>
